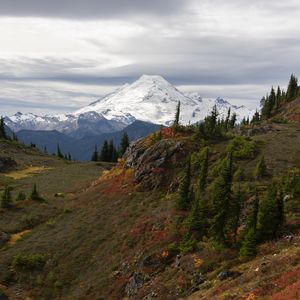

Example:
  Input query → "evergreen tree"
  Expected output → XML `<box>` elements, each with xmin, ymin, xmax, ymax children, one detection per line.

<box><xmin>224</xmin><ymin>108</ymin><xmax>231</xmax><ymax>131</ymax></box>
<box><xmin>239</xmin><ymin>191</ymin><xmax>259</xmax><ymax>258</ymax></box>
<box><xmin>254</xmin><ymin>156</ymin><xmax>268</xmax><ymax>179</ymax></box>
<box><xmin>229</xmin><ymin>113</ymin><xmax>237</xmax><ymax>129</ymax></box>
<box><xmin>0</xmin><ymin>117</ymin><xmax>7</xmax><ymax>139</ymax></box>
<box><xmin>68</xmin><ymin>153</ymin><xmax>72</xmax><ymax>161</ymax></box>
<box><xmin>28</xmin><ymin>183</ymin><xmax>44</xmax><ymax>202</ymax></box>
<box><xmin>0</xmin><ymin>186</ymin><xmax>13</xmax><ymax>208</ymax></box>
<box><xmin>176</xmin><ymin>157</ymin><xmax>192</xmax><ymax>210</ymax></box>
<box><xmin>56</xmin><ymin>143</ymin><xmax>64</xmax><ymax>159</ymax></box>
<box><xmin>120</xmin><ymin>132</ymin><xmax>130</xmax><ymax>156</ymax></box>
<box><xmin>210</xmin><ymin>152</ymin><xmax>234</xmax><ymax>244</ymax></box>
<box><xmin>251</xmin><ymin>110</ymin><xmax>260</xmax><ymax>124</ymax></box>
<box><xmin>188</xmin><ymin>192</ymin><xmax>208</xmax><ymax>239</ymax></box>
<box><xmin>239</xmin><ymin>228</ymin><xmax>257</xmax><ymax>258</ymax></box>
<box><xmin>174</xmin><ymin>101</ymin><xmax>181</xmax><ymax>126</ymax></box>
<box><xmin>257</xmin><ymin>183</ymin><xmax>282</xmax><ymax>241</ymax></box>
<box><xmin>100</xmin><ymin>140</ymin><xmax>109</xmax><ymax>162</ymax></box>
<box><xmin>286</xmin><ymin>74</ymin><xmax>298</xmax><ymax>102</ymax></box>
<box><xmin>91</xmin><ymin>145</ymin><xmax>98</xmax><ymax>162</ymax></box>
<box><xmin>44</xmin><ymin>146</ymin><xmax>48</xmax><ymax>154</ymax></box>
<box><xmin>108</xmin><ymin>140</ymin><xmax>118</xmax><ymax>162</ymax></box>
<box><xmin>275</xmin><ymin>86</ymin><xmax>282</xmax><ymax>109</ymax></box>
<box><xmin>199</xmin><ymin>147</ymin><xmax>209</xmax><ymax>193</ymax></box>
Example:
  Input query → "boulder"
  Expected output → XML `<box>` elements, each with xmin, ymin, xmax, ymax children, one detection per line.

<box><xmin>125</xmin><ymin>272</ymin><xmax>145</xmax><ymax>297</ymax></box>
<box><xmin>0</xmin><ymin>156</ymin><xmax>17</xmax><ymax>172</ymax></box>
<box><xmin>217</xmin><ymin>269</ymin><xmax>240</xmax><ymax>281</ymax></box>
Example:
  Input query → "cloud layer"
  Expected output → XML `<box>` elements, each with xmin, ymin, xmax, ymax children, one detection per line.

<box><xmin>1</xmin><ymin>0</ymin><xmax>300</xmax><ymax>115</ymax></box>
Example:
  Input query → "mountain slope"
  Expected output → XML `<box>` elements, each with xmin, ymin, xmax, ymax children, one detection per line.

<box><xmin>1</xmin><ymin>122</ymin><xmax>300</xmax><ymax>299</ymax></box>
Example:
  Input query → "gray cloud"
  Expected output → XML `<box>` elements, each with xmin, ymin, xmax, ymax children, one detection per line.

<box><xmin>0</xmin><ymin>0</ymin><xmax>189</xmax><ymax>19</ymax></box>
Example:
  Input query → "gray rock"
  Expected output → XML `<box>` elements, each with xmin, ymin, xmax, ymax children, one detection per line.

<box><xmin>217</xmin><ymin>269</ymin><xmax>237</xmax><ymax>281</ymax></box>
<box><xmin>125</xmin><ymin>272</ymin><xmax>144</xmax><ymax>297</ymax></box>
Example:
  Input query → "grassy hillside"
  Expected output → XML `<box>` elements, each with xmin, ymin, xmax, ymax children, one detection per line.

<box><xmin>0</xmin><ymin>120</ymin><xmax>300</xmax><ymax>299</ymax></box>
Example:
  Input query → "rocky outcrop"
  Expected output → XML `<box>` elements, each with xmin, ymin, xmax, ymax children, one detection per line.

<box><xmin>0</xmin><ymin>156</ymin><xmax>17</xmax><ymax>172</ymax></box>
<box><xmin>124</xmin><ymin>138</ymin><xmax>186</xmax><ymax>190</ymax></box>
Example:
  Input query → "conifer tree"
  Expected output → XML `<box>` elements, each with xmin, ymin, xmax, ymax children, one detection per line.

<box><xmin>257</xmin><ymin>183</ymin><xmax>282</xmax><ymax>241</ymax></box>
<box><xmin>0</xmin><ymin>117</ymin><xmax>7</xmax><ymax>139</ymax></box>
<box><xmin>210</xmin><ymin>152</ymin><xmax>234</xmax><ymax>244</ymax></box>
<box><xmin>224</xmin><ymin>108</ymin><xmax>231</xmax><ymax>131</ymax></box>
<box><xmin>174</xmin><ymin>101</ymin><xmax>181</xmax><ymax>126</ymax></box>
<box><xmin>254</xmin><ymin>156</ymin><xmax>268</xmax><ymax>179</ymax></box>
<box><xmin>91</xmin><ymin>145</ymin><xmax>98</xmax><ymax>162</ymax></box>
<box><xmin>120</xmin><ymin>132</ymin><xmax>130</xmax><ymax>156</ymax></box>
<box><xmin>100</xmin><ymin>140</ymin><xmax>109</xmax><ymax>162</ymax></box>
<box><xmin>68</xmin><ymin>153</ymin><xmax>72</xmax><ymax>161</ymax></box>
<box><xmin>0</xmin><ymin>186</ymin><xmax>13</xmax><ymax>208</ymax></box>
<box><xmin>29</xmin><ymin>183</ymin><xmax>44</xmax><ymax>202</ymax></box>
<box><xmin>229</xmin><ymin>113</ymin><xmax>237</xmax><ymax>129</ymax></box>
<box><xmin>251</xmin><ymin>110</ymin><xmax>260</xmax><ymax>124</ymax></box>
<box><xmin>108</xmin><ymin>140</ymin><xmax>118</xmax><ymax>162</ymax></box>
<box><xmin>239</xmin><ymin>228</ymin><xmax>257</xmax><ymax>258</ymax></box>
<box><xmin>286</xmin><ymin>74</ymin><xmax>298</xmax><ymax>102</ymax></box>
<box><xmin>56</xmin><ymin>143</ymin><xmax>64</xmax><ymax>159</ymax></box>
<box><xmin>188</xmin><ymin>192</ymin><xmax>208</xmax><ymax>239</ymax></box>
<box><xmin>239</xmin><ymin>190</ymin><xmax>259</xmax><ymax>258</ymax></box>
<box><xmin>176</xmin><ymin>157</ymin><xmax>192</xmax><ymax>210</ymax></box>
<box><xmin>199</xmin><ymin>147</ymin><xmax>209</xmax><ymax>193</ymax></box>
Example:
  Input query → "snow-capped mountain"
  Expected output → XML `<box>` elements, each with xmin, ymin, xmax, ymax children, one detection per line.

<box><xmin>5</xmin><ymin>75</ymin><xmax>255</xmax><ymax>137</ymax></box>
<box><xmin>4</xmin><ymin>111</ymin><xmax>125</xmax><ymax>139</ymax></box>
<box><xmin>75</xmin><ymin>75</ymin><xmax>254</xmax><ymax>125</ymax></box>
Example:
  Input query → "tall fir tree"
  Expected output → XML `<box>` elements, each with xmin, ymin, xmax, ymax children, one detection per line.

<box><xmin>108</xmin><ymin>140</ymin><xmax>118</xmax><ymax>162</ymax></box>
<box><xmin>239</xmin><ymin>228</ymin><xmax>257</xmax><ymax>258</ymax></box>
<box><xmin>120</xmin><ymin>132</ymin><xmax>130</xmax><ymax>156</ymax></box>
<box><xmin>176</xmin><ymin>157</ymin><xmax>192</xmax><ymax>210</ymax></box>
<box><xmin>254</xmin><ymin>156</ymin><xmax>268</xmax><ymax>179</ymax></box>
<box><xmin>210</xmin><ymin>152</ymin><xmax>234</xmax><ymax>244</ymax></box>
<box><xmin>286</xmin><ymin>74</ymin><xmax>298</xmax><ymax>102</ymax></box>
<box><xmin>100</xmin><ymin>140</ymin><xmax>109</xmax><ymax>162</ymax></box>
<box><xmin>56</xmin><ymin>143</ymin><xmax>64</xmax><ymax>159</ymax></box>
<box><xmin>257</xmin><ymin>183</ymin><xmax>282</xmax><ymax>241</ymax></box>
<box><xmin>0</xmin><ymin>117</ymin><xmax>7</xmax><ymax>140</ymax></box>
<box><xmin>91</xmin><ymin>145</ymin><xmax>98</xmax><ymax>162</ymax></box>
<box><xmin>29</xmin><ymin>183</ymin><xmax>44</xmax><ymax>202</ymax></box>
<box><xmin>174</xmin><ymin>101</ymin><xmax>181</xmax><ymax>126</ymax></box>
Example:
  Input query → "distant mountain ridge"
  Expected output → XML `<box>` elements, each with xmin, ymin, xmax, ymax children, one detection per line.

<box><xmin>17</xmin><ymin>120</ymin><xmax>161</xmax><ymax>161</ymax></box>
<box><xmin>5</xmin><ymin>75</ymin><xmax>255</xmax><ymax>138</ymax></box>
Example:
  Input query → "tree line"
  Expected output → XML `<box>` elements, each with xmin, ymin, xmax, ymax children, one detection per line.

<box><xmin>91</xmin><ymin>132</ymin><xmax>130</xmax><ymax>163</ymax></box>
<box><xmin>261</xmin><ymin>74</ymin><xmax>299</xmax><ymax>120</ymax></box>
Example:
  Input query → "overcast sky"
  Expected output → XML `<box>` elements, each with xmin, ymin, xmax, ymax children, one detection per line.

<box><xmin>1</xmin><ymin>0</ymin><xmax>300</xmax><ymax>115</ymax></box>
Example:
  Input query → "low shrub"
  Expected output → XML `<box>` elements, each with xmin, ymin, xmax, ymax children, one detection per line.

<box><xmin>226</xmin><ymin>136</ymin><xmax>258</xmax><ymax>159</ymax></box>
<box><xmin>12</xmin><ymin>253</ymin><xmax>47</xmax><ymax>271</ymax></box>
